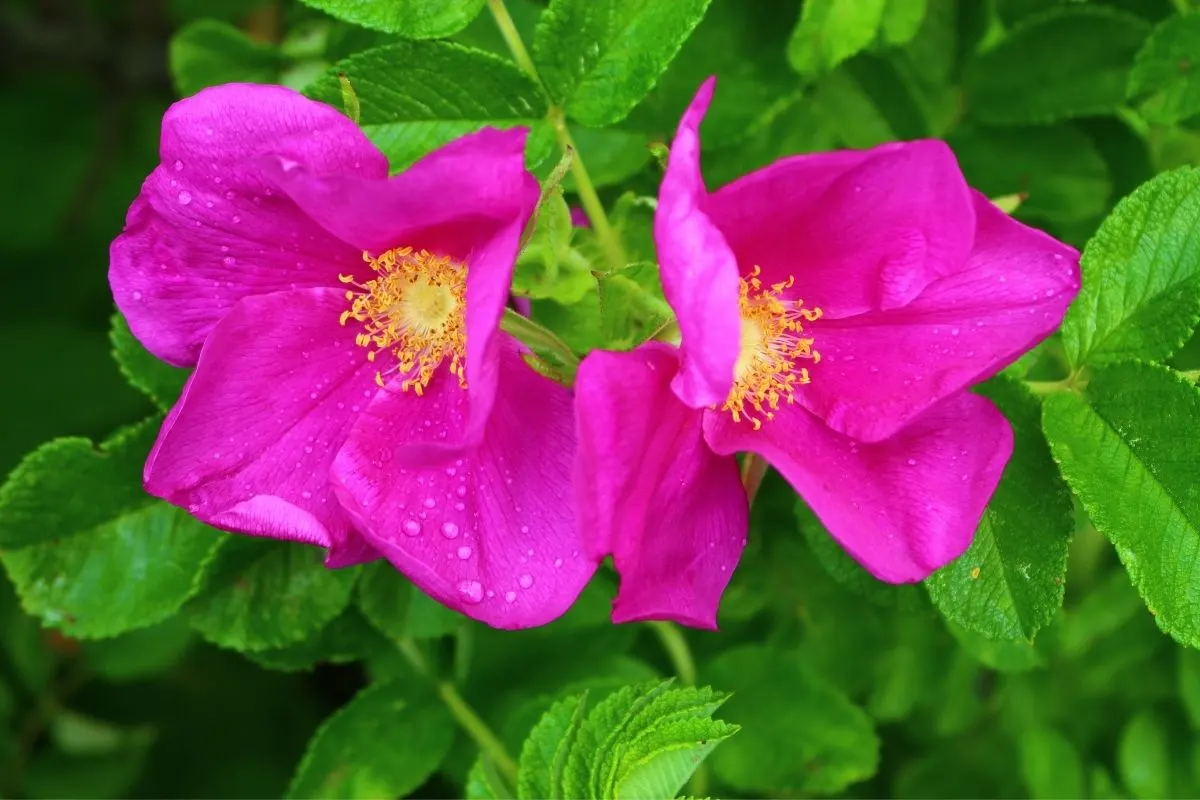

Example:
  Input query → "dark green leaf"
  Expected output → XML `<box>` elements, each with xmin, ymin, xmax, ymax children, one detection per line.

<box><xmin>287</xmin><ymin>680</ymin><xmax>455</xmax><ymax>799</ymax></box>
<box><xmin>82</xmin><ymin>618</ymin><xmax>195</xmax><ymax>682</ymax></box>
<box><xmin>1117</xmin><ymin>711</ymin><xmax>1171</xmax><ymax>800</ymax></box>
<box><xmin>306</xmin><ymin>42</ymin><xmax>552</xmax><ymax>171</ymax></box>
<box><xmin>1063</xmin><ymin>168</ymin><xmax>1200</xmax><ymax>367</ymax></box>
<box><xmin>247</xmin><ymin>607</ymin><xmax>391</xmax><ymax>672</ymax></box>
<box><xmin>533</xmin><ymin>0</ymin><xmax>713</xmax><ymax>127</ymax></box>
<box><xmin>1042</xmin><ymin>362</ymin><xmax>1200</xmax><ymax>647</ymax></box>
<box><xmin>356</xmin><ymin>561</ymin><xmax>464</xmax><ymax>640</ymax></box>
<box><xmin>109</xmin><ymin>315</ymin><xmax>189</xmax><ymax>411</ymax></box>
<box><xmin>188</xmin><ymin>538</ymin><xmax>357</xmax><ymax>652</ymax></box>
<box><xmin>1018</xmin><ymin>727</ymin><xmax>1086</xmax><ymax>799</ymax></box>
<box><xmin>299</xmin><ymin>0</ymin><xmax>485</xmax><ymax>38</ymax></box>
<box><xmin>1129</xmin><ymin>14</ymin><xmax>1200</xmax><ymax>125</ymax></box>
<box><xmin>965</xmin><ymin>7</ymin><xmax>1151</xmax><ymax>125</ymax></box>
<box><xmin>169</xmin><ymin>19</ymin><xmax>282</xmax><ymax>98</ymax></box>
<box><xmin>926</xmin><ymin>378</ymin><xmax>1072</xmax><ymax>641</ymax></box>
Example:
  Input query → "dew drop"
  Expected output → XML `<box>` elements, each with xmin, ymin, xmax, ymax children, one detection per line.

<box><xmin>223</xmin><ymin>256</ymin><xmax>236</xmax><ymax>266</ymax></box>
<box><xmin>520</xmin><ymin>525</ymin><xmax>530</xmax><ymax>534</ymax></box>
<box><xmin>519</xmin><ymin>574</ymin><xmax>534</xmax><ymax>589</ymax></box>
<box><xmin>504</xmin><ymin>591</ymin><xmax>517</xmax><ymax>603</ymax></box>
<box><xmin>457</xmin><ymin>546</ymin><xmax>472</xmax><ymax>560</ymax></box>
<box><xmin>906</xmin><ymin>458</ymin><xmax>917</xmax><ymax>466</ymax></box>
<box><xmin>441</xmin><ymin>521</ymin><xmax>459</xmax><ymax>539</ymax></box>
<box><xmin>131</xmin><ymin>290</ymin><xmax>143</xmax><ymax>301</ymax></box>
<box><xmin>455</xmin><ymin>485</ymin><xmax>467</xmax><ymax>498</ymax></box>
<box><xmin>301</xmin><ymin>490</ymin><xmax>312</xmax><ymax>499</ymax></box>
<box><xmin>403</xmin><ymin>519</ymin><xmax>421</xmax><ymax>536</ymax></box>
<box><xmin>458</xmin><ymin>581</ymin><xmax>484</xmax><ymax>604</ymax></box>
<box><xmin>423</xmin><ymin>497</ymin><xmax>437</xmax><ymax>509</ymax></box>
<box><xmin>446</xmin><ymin>467</ymin><xmax>457</xmax><ymax>477</ymax></box>
<box><xmin>554</xmin><ymin>558</ymin><xmax>563</xmax><ymax>569</ymax></box>
<box><xmin>173</xmin><ymin>159</ymin><xmax>183</xmax><ymax>171</ymax></box>
<box><xmin>177</xmin><ymin>191</ymin><xmax>192</xmax><ymax>205</ymax></box>
<box><xmin>454</xmin><ymin>502</ymin><xmax>465</xmax><ymax>511</ymax></box>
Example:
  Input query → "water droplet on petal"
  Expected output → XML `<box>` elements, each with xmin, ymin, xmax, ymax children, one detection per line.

<box><xmin>504</xmin><ymin>591</ymin><xmax>517</xmax><ymax>603</ymax></box>
<box><xmin>554</xmin><ymin>558</ymin><xmax>563</xmax><ymax>569</ymax></box>
<box><xmin>455</xmin><ymin>485</ymin><xmax>467</xmax><ymax>498</ymax></box>
<box><xmin>518</xmin><ymin>574</ymin><xmax>533</xmax><ymax>589</ymax></box>
<box><xmin>423</xmin><ymin>497</ymin><xmax>436</xmax><ymax>509</ymax></box>
<box><xmin>177</xmin><ymin>191</ymin><xmax>192</xmax><ymax>205</ymax></box>
<box><xmin>457</xmin><ymin>546</ymin><xmax>472</xmax><ymax>559</ymax></box>
<box><xmin>223</xmin><ymin>256</ymin><xmax>236</xmax><ymax>266</ymax></box>
<box><xmin>520</xmin><ymin>525</ymin><xmax>529</xmax><ymax>534</ymax></box>
<box><xmin>441</xmin><ymin>522</ymin><xmax>459</xmax><ymax>539</ymax></box>
<box><xmin>907</xmin><ymin>458</ymin><xmax>917</xmax><ymax>466</ymax></box>
<box><xmin>173</xmin><ymin>159</ymin><xmax>183</xmax><ymax>171</ymax></box>
<box><xmin>403</xmin><ymin>519</ymin><xmax>421</xmax><ymax>537</ymax></box>
<box><xmin>458</xmin><ymin>581</ymin><xmax>484</xmax><ymax>604</ymax></box>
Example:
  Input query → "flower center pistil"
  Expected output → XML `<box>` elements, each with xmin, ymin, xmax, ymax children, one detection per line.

<box><xmin>721</xmin><ymin>266</ymin><xmax>822</xmax><ymax>430</ymax></box>
<box><xmin>339</xmin><ymin>247</ymin><xmax>467</xmax><ymax>394</ymax></box>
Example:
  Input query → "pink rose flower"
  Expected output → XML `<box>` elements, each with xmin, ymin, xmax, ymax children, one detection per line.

<box><xmin>575</xmin><ymin>79</ymin><xmax>1081</xmax><ymax>628</ymax></box>
<box><xmin>110</xmin><ymin>84</ymin><xmax>596</xmax><ymax>628</ymax></box>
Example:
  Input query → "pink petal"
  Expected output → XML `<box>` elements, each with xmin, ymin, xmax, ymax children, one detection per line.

<box><xmin>265</xmin><ymin>127</ymin><xmax>540</xmax><ymax>451</ymax></box>
<box><xmin>145</xmin><ymin>287</ymin><xmax>381</xmax><ymax>567</ymax></box>
<box><xmin>575</xmin><ymin>345</ymin><xmax>748</xmax><ymax>629</ymax></box>
<box><xmin>705</xmin><ymin>392</ymin><xmax>1013</xmax><ymax>583</ymax></box>
<box><xmin>799</xmin><ymin>193</ymin><xmax>1081</xmax><ymax>442</ymax></box>
<box><xmin>110</xmin><ymin>83</ymin><xmax>387</xmax><ymax>366</ymax></box>
<box><xmin>654</xmin><ymin>77</ymin><xmax>742</xmax><ymax>409</ymax></box>
<box><xmin>330</xmin><ymin>339</ymin><xmax>595</xmax><ymax>629</ymax></box>
<box><xmin>709</xmin><ymin>139</ymin><xmax>975</xmax><ymax>317</ymax></box>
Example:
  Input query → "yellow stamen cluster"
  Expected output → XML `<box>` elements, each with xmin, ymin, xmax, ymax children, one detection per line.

<box><xmin>338</xmin><ymin>247</ymin><xmax>467</xmax><ymax>394</ymax></box>
<box><xmin>721</xmin><ymin>266</ymin><xmax>822</xmax><ymax>430</ymax></box>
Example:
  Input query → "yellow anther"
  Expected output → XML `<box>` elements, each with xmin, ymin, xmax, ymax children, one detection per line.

<box><xmin>720</xmin><ymin>265</ymin><xmax>821</xmax><ymax>429</ymax></box>
<box><xmin>341</xmin><ymin>247</ymin><xmax>468</xmax><ymax>393</ymax></box>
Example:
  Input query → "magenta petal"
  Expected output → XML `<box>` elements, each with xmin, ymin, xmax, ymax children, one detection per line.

<box><xmin>575</xmin><ymin>344</ymin><xmax>748</xmax><ymax>629</ymax></box>
<box><xmin>705</xmin><ymin>392</ymin><xmax>1013</xmax><ymax>582</ymax></box>
<box><xmin>266</xmin><ymin>127</ymin><xmax>539</xmax><ymax>450</ymax></box>
<box><xmin>145</xmin><ymin>287</ymin><xmax>380</xmax><ymax>567</ymax></box>
<box><xmin>110</xmin><ymin>83</ymin><xmax>387</xmax><ymax>366</ymax></box>
<box><xmin>331</xmin><ymin>340</ymin><xmax>595</xmax><ymax>629</ymax></box>
<box><xmin>709</xmin><ymin>139</ymin><xmax>975</xmax><ymax>317</ymax></box>
<box><xmin>800</xmin><ymin>193</ymin><xmax>1081</xmax><ymax>442</ymax></box>
<box><xmin>654</xmin><ymin>78</ymin><xmax>742</xmax><ymax>409</ymax></box>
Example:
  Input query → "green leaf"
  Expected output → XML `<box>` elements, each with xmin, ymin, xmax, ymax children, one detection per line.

<box><xmin>926</xmin><ymin>378</ymin><xmax>1072</xmax><ymax>641</ymax></box>
<box><xmin>880</xmin><ymin>0</ymin><xmax>927</xmax><ymax>46</ymax></box>
<box><xmin>1179</xmin><ymin>647</ymin><xmax>1200</xmax><ymax>730</ymax></box>
<box><xmin>109</xmin><ymin>315</ymin><xmax>189</xmax><ymax>411</ymax></box>
<box><xmin>1019</xmin><ymin>727</ymin><xmax>1086</xmax><ymax>799</ymax></box>
<box><xmin>188</xmin><ymin>538</ymin><xmax>357</xmax><ymax>652</ymax></box>
<box><xmin>356</xmin><ymin>561</ymin><xmax>464</xmax><ymax>640</ymax></box>
<box><xmin>247</xmin><ymin>607</ymin><xmax>391</xmax><ymax>672</ymax></box>
<box><xmin>949</xmin><ymin>123</ymin><xmax>1112</xmax><ymax>223</ymax></box>
<box><xmin>517</xmin><ymin>694</ymin><xmax>586</xmax><ymax>800</ymax></box>
<box><xmin>168</xmin><ymin>19</ymin><xmax>282</xmax><ymax>98</ymax></box>
<box><xmin>707</xmin><ymin>645</ymin><xmax>878</xmax><ymax>795</ymax></box>
<box><xmin>299</xmin><ymin>0</ymin><xmax>485</xmax><ymax>38</ymax></box>
<box><xmin>947</xmin><ymin>620</ymin><xmax>1046</xmax><ymax>673</ymax></box>
<box><xmin>1062</xmin><ymin>167</ymin><xmax>1200</xmax><ymax>367</ymax></box>
<box><xmin>1042</xmin><ymin>362</ymin><xmax>1200</xmax><ymax>647</ymax></box>
<box><xmin>305</xmin><ymin>41</ymin><xmax>551</xmax><ymax>171</ymax></box>
<box><xmin>1129</xmin><ymin>14</ymin><xmax>1200</xmax><ymax>125</ymax></box>
<box><xmin>467</xmin><ymin>757</ymin><xmax>512</xmax><ymax>800</ymax></box>
<box><xmin>82</xmin><ymin>618</ymin><xmax>195</xmax><ymax>682</ymax></box>
<box><xmin>533</xmin><ymin>0</ymin><xmax>713</xmax><ymax>127</ymax></box>
<box><xmin>513</xmin><ymin>193</ymin><xmax>596</xmax><ymax>306</ymax></box>
<box><xmin>287</xmin><ymin>680</ymin><xmax>455</xmax><ymax>799</ymax></box>
<box><xmin>965</xmin><ymin>7</ymin><xmax>1151</xmax><ymax>125</ymax></box>
<box><xmin>3</xmin><ymin>502</ymin><xmax>218</xmax><ymax>639</ymax></box>
<box><xmin>0</xmin><ymin>417</ymin><xmax>160</xmax><ymax>550</ymax></box>
<box><xmin>787</xmin><ymin>0</ymin><xmax>886</xmax><ymax>79</ymax></box>
<box><xmin>1117</xmin><ymin>711</ymin><xmax>1171</xmax><ymax>800</ymax></box>
<box><xmin>596</xmin><ymin>262</ymin><xmax>672</xmax><ymax>351</ymax></box>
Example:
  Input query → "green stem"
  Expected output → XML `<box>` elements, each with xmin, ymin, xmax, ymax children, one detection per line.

<box><xmin>397</xmin><ymin>637</ymin><xmax>519</xmax><ymax>785</ymax></box>
<box><xmin>485</xmin><ymin>0</ymin><xmax>626</xmax><ymax>271</ymax></box>
<box><xmin>648</xmin><ymin>622</ymin><xmax>697</xmax><ymax>687</ymax></box>
<box><xmin>501</xmin><ymin>307</ymin><xmax>579</xmax><ymax>372</ymax></box>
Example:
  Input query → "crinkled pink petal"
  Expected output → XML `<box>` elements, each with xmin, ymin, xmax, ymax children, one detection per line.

<box><xmin>330</xmin><ymin>339</ymin><xmax>595</xmax><ymax>629</ymax></box>
<box><xmin>109</xmin><ymin>83</ymin><xmax>386</xmax><ymax>366</ymax></box>
<box><xmin>145</xmin><ymin>287</ymin><xmax>380</xmax><ymax>567</ymax></box>
<box><xmin>575</xmin><ymin>344</ymin><xmax>747</xmax><ymax>629</ymax></box>
<box><xmin>654</xmin><ymin>77</ymin><xmax>742</xmax><ymax>409</ymax></box>
<box><xmin>709</xmin><ymin>139</ymin><xmax>975</xmax><ymax>317</ymax></box>
<box><xmin>265</xmin><ymin>127</ymin><xmax>539</xmax><ymax>454</ymax></box>
<box><xmin>705</xmin><ymin>392</ymin><xmax>1012</xmax><ymax>582</ymax></box>
<box><xmin>799</xmin><ymin>193</ymin><xmax>1081</xmax><ymax>442</ymax></box>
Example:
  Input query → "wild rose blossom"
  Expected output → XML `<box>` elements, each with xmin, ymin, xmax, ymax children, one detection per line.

<box><xmin>110</xmin><ymin>84</ymin><xmax>595</xmax><ymax>628</ymax></box>
<box><xmin>575</xmin><ymin>78</ymin><xmax>1081</xmax><ymax>628</ymax></box>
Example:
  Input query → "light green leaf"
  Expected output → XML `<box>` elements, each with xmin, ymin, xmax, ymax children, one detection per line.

<box><xmin>533</xmin><ymin>0</ymin><xmax>713</xmax><ymax>127</ymax></box>
<box><xmin>1019</xmin><ymin>727</ymin><xmax>1086</xmax><ymax>799</ymax></box>
<box><xmin>305</xmin><ymin>41</ymin><xmax>551</xmax><ymax>171</ymax></box>
<box><xmin>299</xmin><ymin>0</ymin><xmax>485</xmax><ymax>38</ymax></box>
<box><xmin>514</xmin><ymin>192</ymin><xmax>596</xmax><ymax>306</ymax></box>
<box><xmin>287</xmin><ymin>680</ymin><xmax>455</xmax><ymax>799</ymax></box>
<box><xmin>517</xmin><ymin>694</ymin><xmax>586</xmax><ymax>800</ymax></box>
<box><xmin>188</xmin><ymin>538</ymin><xmax>357</xmax><ymax>652</ymax></box>
<box><xmin>356</xmin><ymin>561</ymin><xmax>464</xmax><ymax>640</ymax></box>
<box><xmin>926</xmin><ymin>378</ymin><xmax>1072</xmax><ymax>641</ymax></box>
<box><xmin>965</xmin><ymin>7</ymin><xmax>1151</xmax><ymax>125</ymax></box>
<box><xmin>596</xmin><ymin>262</ymin><xmax>672</xmax><ymax>351</ymax></box>
<box><xmin>1042</xmin><ymin>362</ymin><xmax>1200</xmax><ymax>647</ymax></box>
<box><xmin>787</xmin><ymin>0</ymin><xmax>886</xmax><ymax>79</ymax></box>
<box><xmin>949</xmin><ymin>123</ymin><xmax>1112</xmax><ymax>223</ymax></box>
<box><xmin>0</xmin><ymin>417</ymin><xmax>160</xmax><ymax>550</ymax></box>
<box><xmin>1117</xmin><ymin>711</ymin><xmax>1171</xmax><ymax>800</ymax></box>
<box><xmin>707</xmin><ymin>646</ymin><xmax>878</xmax><ymax>795</ymax></box>
<box><xmin>881</xmin><ymin>0</ymin><xmax>928</xmax><ymax>46</ymax></box>
<box><xmin>1129</xmin><ymin>14</ymin><xmax>1200</xmax><ymax>125</ymax></box>
<box><xmin>1063</xmin><ymin>167</ymin><xmax>1200</xmax><ymax>367</ymax></box>
<box><xmin>168</xmin><ymin>19</ymin><xmax>282</xmax><ymax>98</ymax></box>
<box><xmin>467</xmin><ymin>757</ymin><xmax>511</xmax><ymax>800</ymax></box>
<box><xmin>109</xmin><ymin>315</ymin><xmax>189</xmax><ymax>411</ymax></box>
<box><xmin>2</xmin><ymin>502</ymin><xmax>218</xmax><ymax>639</ymax></box>
<box><xmin>947</xmin><ymin>621</ymin><xmax>1046</xmax><ymax>673</ymax></box>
